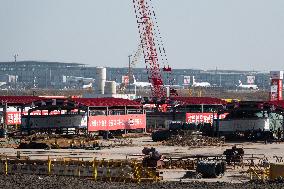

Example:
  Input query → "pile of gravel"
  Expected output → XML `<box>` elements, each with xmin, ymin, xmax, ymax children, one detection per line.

<box><xmin>165</xmin><ymin>134</ymin><xmax>224</xmax><ymax>147</ymax></box>
<box><xmin>1</xmin><ymin>174</ymin><xmax>284</xmax><ymax>189</ymax></box>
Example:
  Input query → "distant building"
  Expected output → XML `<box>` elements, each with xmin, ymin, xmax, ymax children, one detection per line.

<box><xmin>0</xmin><ymin>61</ymin><xmax>271</xmax><ymax>90</ymax></box>
<box><xmin>0</xmin><ymin>61</ymin><xmax>85</xmax><ymax>88</ymax></box>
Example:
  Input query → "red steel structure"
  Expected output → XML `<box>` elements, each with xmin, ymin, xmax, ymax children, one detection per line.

<box><xmin>0</xmin><ymin>96</ymin><xmax>43</xmax><ymax>106</ymax></box>
<box><xmin>72</xmin><ymin>98</ymin><xmax>141</xmax><ymax>107</ymax></box>
<box><xmin>132</xmin><ymin>0</ymin><xmax>174</xmax><ymax>98</ymax></box>
<box><xmin>173</xmin><ymin>97</ymin><xmax>227</xmax><ymax>106</ymax></box>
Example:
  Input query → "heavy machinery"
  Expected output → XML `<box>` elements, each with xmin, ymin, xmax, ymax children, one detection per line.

<box><xmin>142</xmin><ymin>147</ymin><xmax>164</xmax><ymax>167</ymax></box>
<box><xmin>132</xmin><ymin>0</ymin><xmax>177</xmax><ymax>98</ymax></box>
<box><xmin>196</xmin><ymin>161</ymin><xmax>226</xmax><ymax>178</ymax></box>
<box><xmin>223</xmin><ymin>146</ymin><xmax>244</xmax><ymax>165</ymax></box>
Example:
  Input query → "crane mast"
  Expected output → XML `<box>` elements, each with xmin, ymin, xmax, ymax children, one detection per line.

<box><xmin>132</xmin><ymin>0</ymin><xmax>172</xmax><ymax>98</ymax></box>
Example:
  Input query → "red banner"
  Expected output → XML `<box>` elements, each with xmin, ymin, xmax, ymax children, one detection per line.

<box><xmin>186</xmin><ymin>113</ymin><xmax>227</xmax><ymax>124</ymax></box>
<box><xmin>88</xmin><ymin>114</ymin><xmax>146</xmax><ymax>132</ymax></box>
<box><xmin>279</xmin><ymin>80</ymin><xmax>283</xmax><ymax>100</ymax></box>
<box><xmin>5</xmin><ymin>111</ymin><xmax>61</xmax><ymax>125</ymax></box>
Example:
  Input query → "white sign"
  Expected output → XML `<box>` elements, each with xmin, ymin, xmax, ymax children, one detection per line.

<box><xmin>122</xmin><ymin>75</ymin><xmax>129</xmax><ymax>84</ymax></box>
<box><xmin>271</xmin><ymin>85</ymin><xmax>278</xmax><ymax>93</ymax></box>
<box><xmin>183</xmin><ymin>76</ymin><xmax>191</xmax><ymax>85</ymax></box>
<box><xmin>247</xmin><ymin>76</ymin><xmax>255</xmax><ymax>84</ymax></box>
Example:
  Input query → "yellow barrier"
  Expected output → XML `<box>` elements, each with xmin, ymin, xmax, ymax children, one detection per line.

<box><xmin>5</xmin><ymin>158</ymin><xmax>8</xmax><ymax>175</ymax></box>
<box><xmin>48</xmin><ymin>156</ymin><xmax>51</xmax><ymax>175</ymax></box>
<box><xmin>93</xmin><ymin>158</ymin><xmax>98</xmax><ymax>181</ymax></box>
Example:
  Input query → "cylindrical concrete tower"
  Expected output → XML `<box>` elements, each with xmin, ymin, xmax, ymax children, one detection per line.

<box><xmin>95</xmin><ymin>67</ymin><xmax>106</xmax><ymax>94</ymax></box>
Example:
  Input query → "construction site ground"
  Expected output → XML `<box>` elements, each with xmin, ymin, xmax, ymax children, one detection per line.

<box><xmin>1</xmin><ymin>174</ymin><xmax>284</xmax><ymax>189</ymax></box>
<box><xmin>1</xmin><ymin>136</ymin><xmax>284</xmax><ymax>184</ymax></box>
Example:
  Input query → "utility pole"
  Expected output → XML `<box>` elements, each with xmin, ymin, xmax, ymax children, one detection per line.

<box><xmin>13</xmin><ymin>54</ymin><xmax>19</xmax><ymax>90</ymax></box>
<box><xmin>2</xmin><ymin>101</ymin><xmax>7</xmax><ymax>137</ymax></box>
<box><xmin>32</xmin><ymin>68</ymin><xmax>35</xmax><ymax>88</ymax></box>
<box><xmin>128</xmin><ymin>55</ymin><xmax>132</xmax><ymax>93</ymax></box>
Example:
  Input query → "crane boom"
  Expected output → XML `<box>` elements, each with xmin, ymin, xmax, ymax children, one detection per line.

<box><xmin>132</xmin><ymin>0</ymin><xmax>168</xmax><ymax>98</ymax></box>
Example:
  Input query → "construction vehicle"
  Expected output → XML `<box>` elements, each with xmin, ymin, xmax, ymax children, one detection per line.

<box><xmin>142</xmin><ymin>147</ymin><xmax>164</xmax><ymax>167</ymax></box>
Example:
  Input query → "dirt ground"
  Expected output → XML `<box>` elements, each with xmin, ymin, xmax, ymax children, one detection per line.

<box><xmin>1</xmin><ymin>137</ymin><xmax>283</xmax><ymax>161</ymax></box>
<box><xmin>0</xmin><ymin>136</ymin><xmax>284</xmax><ymax>183</ymax></box>
<box><xmin>1</xmin><ymin>174</ymin><xmax>284</xmax><ymax>189</ymax></box>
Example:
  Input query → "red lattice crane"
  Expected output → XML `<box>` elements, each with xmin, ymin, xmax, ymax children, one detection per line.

<box><xmin>132</xmin><ymin>0</ymin><xmax>175</xmax><ymax>98</ymax></box>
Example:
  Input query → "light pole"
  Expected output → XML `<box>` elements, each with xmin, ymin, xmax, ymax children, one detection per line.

<box><xmin>13</xmin><ymin>54</ymin><xmax>18</xmax><ymax>63</ymax></box>
<box><xmin>128</xmin><ymin>55</ymin><xmax>132</xmax><ymax>93</ymax></box>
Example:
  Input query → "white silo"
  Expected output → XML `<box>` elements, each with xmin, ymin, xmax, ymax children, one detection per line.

<box><xmin>105</xmin><ymin>81</ymin><xmax>117</xmax><ymax>95</ymax></box>
<box><xmin>95</xmin><ymin>67</ymin><xmax>106</xmax><ymax>94</ymax></box>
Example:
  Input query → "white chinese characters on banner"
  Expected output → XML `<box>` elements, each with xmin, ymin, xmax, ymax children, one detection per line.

<box><xmin>186</xmin><ymin>113</ymin><xmax>227</xmax><ymax>124</ymax></box>
<box><xmin>88</xmin><ymin>114</ymin><xmax>146</xmax><ymax>131</ymax></box>
<box><xmin>6</xmin><ymin>111</ymin><xmax>61</xmax><ymax>125</ymax></box>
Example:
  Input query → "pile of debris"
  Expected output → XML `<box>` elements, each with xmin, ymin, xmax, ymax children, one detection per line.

<box><xmin>18</xmin><ymin>142</ymin><xmax>50</xmax><ymax>149</ymax></box>
<box><xmin>15</xmin><ymin>134</ymin><xmax>137</xmax><ymax>149</ymax></box>
<box><xmin>165</xmin><ymin>132</ymin><xmax>225</xmax><ymax>147</ymax></box>
<box><xmin>111</xmin><ymin>138</ymin><xmax>133</xmax><ymax>146</ymax></box>
<box><xmin>0</xmin><ymin>138</ymin><xmax>20</xmax><ymax>148</ymax></box>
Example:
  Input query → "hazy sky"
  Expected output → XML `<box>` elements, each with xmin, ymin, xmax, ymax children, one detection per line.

<box><xmin>1</xmin><ymin>0</ymin><xmax>284</xmax><ymax>71</ymax></box>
